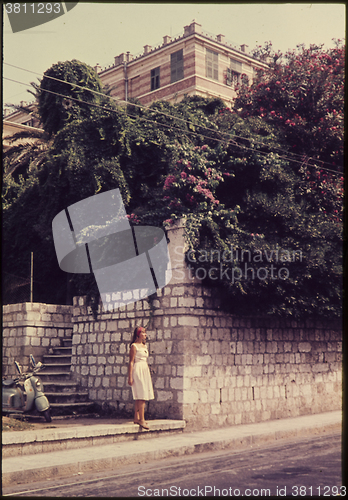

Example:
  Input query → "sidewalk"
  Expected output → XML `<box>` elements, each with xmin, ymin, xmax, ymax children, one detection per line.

<box><xmin>2</xmin><ymin>410</ymin><xmax>341</xmax><ymax>488</ymax></box>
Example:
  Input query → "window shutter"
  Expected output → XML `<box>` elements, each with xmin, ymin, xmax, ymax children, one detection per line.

<box><xmin>231</xmin><ymin>59</ymin><xmax>243</xmax><ymax>72</ymax></box>
<box><xmin>206</xmin><ymin>49</ymin><xmax>218</xmax><ymax>81</ymax></box>
<box><xmin>171</xmin><ymin>49</ymin><xmax>184</xmax><ymax>83</ymax></box>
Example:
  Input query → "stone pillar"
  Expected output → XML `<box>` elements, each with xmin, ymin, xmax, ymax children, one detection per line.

<box><xmin>70</xmin><ymin>220</ymin><xmax>201</xmax><ymax>418</ymax></box>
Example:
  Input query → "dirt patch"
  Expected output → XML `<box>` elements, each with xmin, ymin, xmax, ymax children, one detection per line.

<box><xmin>2</xmin><ymin>416</ymin><xmax>35</xmax><ymax>432</ymax></box>
<box><xmin>2</xmin><ymin>414</ymin><xmax>132</xmax><ymax>432</ymax></box>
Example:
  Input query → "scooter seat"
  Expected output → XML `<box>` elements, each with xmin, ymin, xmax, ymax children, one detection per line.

<box><xmin>2</xmin><ymin>379</ymin><xmax>16</xmax><ymax>387</ymax></box>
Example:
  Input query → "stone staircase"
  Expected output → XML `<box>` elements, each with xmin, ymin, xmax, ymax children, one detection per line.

<box><xmin>39</xmin><ymin>338</ymin><xmax>95</xmax><ymax>416</ymax></box>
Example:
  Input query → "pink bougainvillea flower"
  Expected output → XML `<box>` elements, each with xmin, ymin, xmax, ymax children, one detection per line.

<box><xmin>126</xmin><ymin>213</ymin><xmax>140</xmax><ymax>223</ymax></box>
<box><xmin>163</xmin><ymin>174</ymin><xmax>176</xmax><ymax>190</ymax></box>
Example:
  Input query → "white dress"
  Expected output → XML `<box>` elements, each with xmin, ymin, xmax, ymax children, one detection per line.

<box><xmin>131</xmin><ymin>343</ymin><xmax>154</xmax><ymax>401</ymax></box>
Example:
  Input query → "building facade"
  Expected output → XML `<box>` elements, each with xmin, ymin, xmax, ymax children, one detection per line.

<box><xmin>3</xmin><ymin>102</ymin><xmax>41</xmax><ymax>146</ymax></box>
<box><xmin>3</xmin><ymin>21</ymin><xmax>268</xmax><ymax>132</ymax></box>
<box><xmin>97</xmin><ymin>21</ymin><xmax>268</xmax><ymax>107</ymax></box>
<box><xmin>3</xmin><ymin>117</ymin><xmax>43</xmax><ymax>152</ymax></box>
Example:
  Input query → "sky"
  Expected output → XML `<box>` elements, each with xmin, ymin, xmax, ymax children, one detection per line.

<box><xmin>3</xmin><ymin>2</ymin><xmax>346</xmax><ymax>110</ymax></box>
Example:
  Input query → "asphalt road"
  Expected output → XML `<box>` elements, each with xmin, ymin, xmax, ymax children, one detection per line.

<box><xmin>3</xmin><ymin>432</ymin><xmax>342</xmax><ymax>497</ymax></box>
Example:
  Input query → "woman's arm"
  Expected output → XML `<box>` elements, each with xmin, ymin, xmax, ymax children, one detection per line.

<box><xmin>128</xmin><ymin>344</ymin><xmax>136</xmax><ymax>385</ymax></box>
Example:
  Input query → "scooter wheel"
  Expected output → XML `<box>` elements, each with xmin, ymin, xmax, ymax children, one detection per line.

<box><xmin>43</xmin><ymin>409</ymin><xmax>52</xmax><ymax>423</ymax></box>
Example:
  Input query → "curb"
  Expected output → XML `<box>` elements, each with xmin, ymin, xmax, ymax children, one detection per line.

<box><xmin>2</xmin><ymin>412</ymin><xmax>341</xmax><ymax>488</ymax></box>
<box><xmin>3</xmin><ymin>419</ymin><xmax>186</xmax><ymax>457</ymax></box>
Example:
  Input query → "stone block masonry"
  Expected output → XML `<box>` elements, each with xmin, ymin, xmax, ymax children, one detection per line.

<box><xmin>71</xmin><ymin>290</ymin><xmax>342</xmax><ymax>429</ymax></box>
<box><xmin>2</xmin><ymin>302</ymin><xmax>73</xmax><ymax>377</ymax></box>
<box><xmin>71</xmin><ymin>292</ymin><xmax>185</xmax><ymax>420</ymax></box>
<box><xmin>70</xmin><ymin>221</ymin><xmax>342</xmax><ymax>429</ymax></box>
<box><xmin>180</xmin><ymin>305</ymin><xmax>342</xmax><ymax>428</ymax></box>
<box><xmin>3</xmin><ymin>223</ymin><xmax>342</xmax><ymax>429</ymax></box>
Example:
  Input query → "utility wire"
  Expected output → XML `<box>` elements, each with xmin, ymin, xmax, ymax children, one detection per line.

<box><xmin>6</xmin><ymin>61</ymin><xmax>343</xmax><ymax>172</ymax></box>
<box><xmin>5</xmin><ymin>62</ymin><xmax>340</xmax><ymax>169</ymax></box>
<box><xmin>4</xmin><ymin>67</ymin><xmax>343</xmax><ymax>177</ymax></box>
<box><xmin>5</xmin><ymin>61</ymin><xmax>343</xmax><ymax>171</ymax></box>
<box><xmin>5</xmin><ymin>62</ymin><xmax>323</xmax><ymax>166</ymax></box>
<box><xmin>5</xmin><ymin>75</ymin><xmax>343</xmax><ymax>178</ymax></box>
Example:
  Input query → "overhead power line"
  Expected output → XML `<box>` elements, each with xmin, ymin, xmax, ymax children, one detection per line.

<box><xmin>4</xmin><ymin>63</ymin><xmax>314</xmax><ymax>164</ymax></box>
<box><xmin>3</xmin><ymin>63</ymin><xmax>343</xmax><ymax>177</ymax></box>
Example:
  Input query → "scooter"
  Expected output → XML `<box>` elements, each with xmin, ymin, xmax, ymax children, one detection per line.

<box><xmin>2</xmin><ymin>354</ymin><xmax>51</xmax><ymax>422</ymax></box>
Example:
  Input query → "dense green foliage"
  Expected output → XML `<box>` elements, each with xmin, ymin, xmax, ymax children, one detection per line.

<box><xmin>3</xmin><ymin>51</ymin><xmax>343</xmax><ymax>317</ymax></box>
<box><xmin>151</xmin><ymin>111</ymin><xmax>342</xmax><ymax>318</ymax></box>
<box><xmin>33</xmin><ymin>59</ymin><xmax>109</xmax><ymax>136</ymax></box>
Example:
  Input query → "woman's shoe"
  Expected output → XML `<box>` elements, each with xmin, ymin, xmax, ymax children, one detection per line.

<box><xmin>138</xmin><ymin>420</ymin><xmax>150</xmax><ymax>430</ymax></box>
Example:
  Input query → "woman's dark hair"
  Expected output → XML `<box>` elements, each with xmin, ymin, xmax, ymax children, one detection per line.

<box><xmin>130</xmin><ymin>326</ymin><xmax>143</xmax><ymax>346</ymax></box>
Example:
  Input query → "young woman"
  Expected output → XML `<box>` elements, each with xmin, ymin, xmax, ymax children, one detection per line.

<box><xmin>128</xmin><ymin>326</ymin><xmax>154</xmax><ymax>430</ymax></box>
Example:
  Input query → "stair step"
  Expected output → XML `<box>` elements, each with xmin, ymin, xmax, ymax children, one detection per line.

<box><xmin>51</xmin><ymin>346</ymin><xmax>72</xmax><ymax>355</ymax></box>
<box><xmin>49</xmin><ymin>402</ymin><xmax>95</xmax><ymax>408</ymax></box>
<box><xmin>2</xmin><ymin>420</ymin><xmax>186</xmax><ymax>459</ymax></box>
<box><xmin>45</xmin><ymin>391</ymin><xmax>89</xmax><ymax>396</ymax></box>
<box><xmin>39</xmin><ymin>372</ymin><xmax>72</xmax><ymax>381</ymax></box>
<box><xmin>45</xmin><ymin>392</ymin><xmax>90</xmax><ymax>404</ymax></box>
<box><xmin>43</xmin><ymin>355</ymin><xmax>72</xmax><ymax>364</ymax></box>
<box><xmin>45</xmin><ymin>352</ymin><xmax>72</xmax><ymax>356</ymax></box>
<box><xmin>42</xmin><ymin>381</ymin><xmax>79</xmax><ymax>390</ymax></box>
<box><xmin>29</xmin><ymin>337</ymin><xmax>94</xmax><ymax>414</ymax></box>
<box><xmin>41</xmin><ymin>363</ymin><xmax>71</xmax><ymax>373</ymax></box>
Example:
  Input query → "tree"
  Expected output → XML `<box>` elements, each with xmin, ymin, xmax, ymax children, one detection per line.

<box><xmin>32</xmin><ymin>59</ymin><xmax>109</xmax><ymax>136</ymax></box>
<box><xmin>3</xmin><ymin>128</ymin><xmax>51</xmax><ymax>180</ymax></box>
<box><xmin>233</xmin><ymin>41</ymin><xmax>345</xmax><ymax>169</ymax></box>
<box><xmin>3</xmin><ymin>56</ymin><xmax>342</xmax><ymax>317</ymax></box>
<box><xmin>229</xmin><ymin>41</ymin><xmax>344</xmax><ymax>317</ymax></box>
<box><xmin>3</xmin><ymin>60</ymin><xmax>132</xmax><ymax>304</ymax></box>
<box><xmin>148</xmin><ymin>109</ymin><xmax>342</xmax><ymax>318</ymax></box>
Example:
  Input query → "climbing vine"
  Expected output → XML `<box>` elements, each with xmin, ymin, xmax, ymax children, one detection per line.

<box><xmin>3</xmin><ymin>50</ymin><xmax>343</xmax><ymax>318</ymax></box>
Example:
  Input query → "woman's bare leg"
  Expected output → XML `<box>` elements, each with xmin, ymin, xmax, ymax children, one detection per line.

<box><xmin>138</xmin><ymin>400</ymin><xmax>145</xmax><ymax>422</ymax></box>
<box><xmin>138</xmin><ymin>400</ymin><xmax>149</xmax><ymax>429</ymax></box>
<box><xmin>134</xmin><ymin>400</ymin><xmax>140</xmax><ymax>423</ymax></box>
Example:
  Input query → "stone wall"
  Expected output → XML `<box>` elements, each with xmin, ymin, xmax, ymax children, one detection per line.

<box><xmin>71</xmin><ymin>290</ymin><xmax>342</xmax><ymax>429</ymax></box>
<box><xmin>179</xmin><ymin>299</ymin><xmax>342</xmax><ymax>428</ymax></box>
<box><xmin>2</xmin><ymin>302</ymin><xmax>73</xmax><ymax>378</ymax></box>
<box><xmin>2</xmin><ymin>224</ymin><xmax>341</xmax><ymax>428</ymax></box>
<box><xmin>70</xmin><ymin>222</ymin><xmax>342</xmax><ymax>429</ymax></box>
<box><xmin>71</xmin><ymin>291</ymin><xmax>185</xmax><ymax>419</ymax></box>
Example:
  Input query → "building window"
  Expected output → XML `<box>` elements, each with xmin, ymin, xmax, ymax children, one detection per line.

<box><xmin>226</xmin><ymin>59</ymin><xmax>247</xmax><ymax>88</ymax></box>
<box><xmin>241</xmin><ymin>74</ymin><xmax>249</xmax><ymax>85</ymax></box>
<box><xmin>206</xmin><ymin>49</ymin><xmax>218</xmax><ymax>80</ymax></box>
<box><xmin>23</xmin><ymin>119</ymin><xmax>34</xmax><ymax>127</ymax></box>
<box><xmin>151</xmin><ymin>67</ymin><xmax>160</xmax><ymax>91</ymax></box>
<box><xmin>171</xmin><ymin>49</ymin><xmax>184</xmax><ymax>83</ymax></box>
<box><xmin>226</xmin><ymin>68</ymin><xmax>238</xmax><ymax>88</ymax></box>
